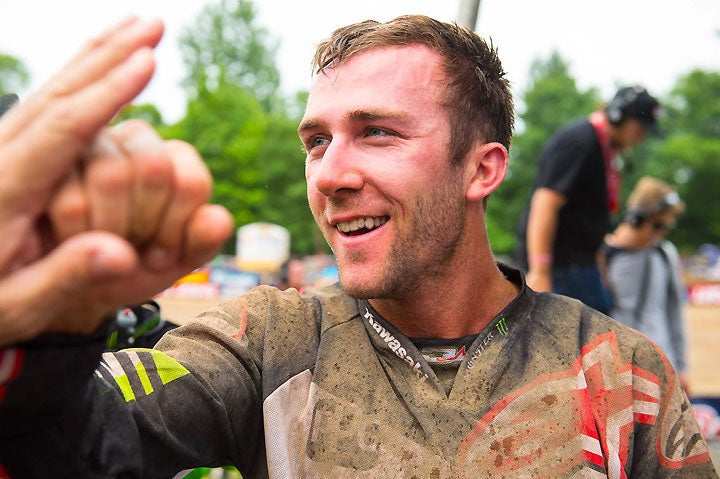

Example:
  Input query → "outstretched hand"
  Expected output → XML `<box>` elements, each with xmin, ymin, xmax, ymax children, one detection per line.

<box><xmin>0</xmin><ymin>17</ymin><xmax>233</xmax><ymax>346</ymax></box>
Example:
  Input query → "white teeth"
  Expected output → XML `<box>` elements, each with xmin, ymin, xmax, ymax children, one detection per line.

<box><xmin>337</xmin><ymin>216</ymin><xmax>388</xmax><ymax>233</ymax></box>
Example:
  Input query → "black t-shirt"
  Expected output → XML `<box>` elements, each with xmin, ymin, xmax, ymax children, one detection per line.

<box><xmin>516</xmin><ymin>119</ymin><xmax>611</xmax><ymax>269</ymax></box>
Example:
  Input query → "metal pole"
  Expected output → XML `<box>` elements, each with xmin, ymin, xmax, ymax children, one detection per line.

<box><xmin>457</xmin><ymin>0</ymin><xmax>482</xmax><ymax>31</ymax></box>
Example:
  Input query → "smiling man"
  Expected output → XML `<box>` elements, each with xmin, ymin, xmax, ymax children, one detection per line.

<box><xmin>0</xmin><ymin>14</ymin><xmax>716</xmax><ymax>479</ymax></box>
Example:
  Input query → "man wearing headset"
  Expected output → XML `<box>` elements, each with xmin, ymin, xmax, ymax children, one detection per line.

<box><xmin>516</xmin><ymin>85</ymin><xmax>662</xmax><ymax>314</ymax></box>
<box><xmin>600</xmin><ymin>177</ymin><xmax>690</xmax><ymax>393</ymax></box>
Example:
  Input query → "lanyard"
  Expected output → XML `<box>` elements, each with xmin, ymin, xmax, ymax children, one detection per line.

<box><xmin>589</xmin><ymin>111</ymin><xmax>621</xmax><ymax>214</ymax></box>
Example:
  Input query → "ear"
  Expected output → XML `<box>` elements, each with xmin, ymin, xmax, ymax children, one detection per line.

<box><xmin>464</xmin><ymin>142</ymin><xmax>508</xmax><ymax>201</ymax></box>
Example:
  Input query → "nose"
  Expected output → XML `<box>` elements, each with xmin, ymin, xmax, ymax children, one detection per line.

<box><xmin>309</xmin><ymin>139</ymin><xmax>364</xmax><ymax>197</ymax></box>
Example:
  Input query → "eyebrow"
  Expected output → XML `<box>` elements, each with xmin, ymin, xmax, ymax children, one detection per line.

<box><xmin>297</xmin><ymin>118</ymin><xmax>323</xmax><ymax>137</ymax></box>
<box><xmin>347</xmin><ymin>109</ymin><xmax>404</xmax><ymax>123</ymax></box>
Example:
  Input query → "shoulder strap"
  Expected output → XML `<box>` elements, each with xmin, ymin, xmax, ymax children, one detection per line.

<box><xmin>632</xmin><ymin>250</ymin><xmax>653</xmax><ymax>328</ymax></box>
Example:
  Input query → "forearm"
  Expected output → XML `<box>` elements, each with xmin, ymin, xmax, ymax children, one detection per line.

<box><xmin>524</xmin><ymin>188</ymin><xmax>565</xmax><ymax>292</ymax></box>
<box><xmin>0</xmin><ymin>328</ymin><xmax>123</xmax><ymax>475</ymax></box>
<box><xmin>526</xmin><ymin>188</ymin><xmax>564</xmax><ymax>271</ymax></box>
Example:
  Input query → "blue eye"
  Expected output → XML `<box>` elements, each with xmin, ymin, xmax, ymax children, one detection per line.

<box><xmin>304</xmin><ymin>136</ymin><xmax>329</xmax><ymax>152</ymax></box>
<box><xmin>367</xmin><ymin>127</ymin><xmax>387</xmax><ymax>137</ymax></box>
<box><xmin>313</xmin><ymin>137</ymin><xmax>330</xmax><ymax>147</ymax></box>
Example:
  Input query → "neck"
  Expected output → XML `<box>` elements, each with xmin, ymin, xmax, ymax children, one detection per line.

<box><xmin>605</xmin><ymin>223</ymin><xmax>655</xmax><ymax>249</ymax></box>
<box><xmin>369</xmin><ymin>230</ymin><xmax>518</xmax><ymax>339</ymax></box>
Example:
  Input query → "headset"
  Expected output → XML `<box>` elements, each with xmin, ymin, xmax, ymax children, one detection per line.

<box><xmin>606</xmin><ymin>86</ymin><xmax>644</xmax><ymax>125</ymax></box>
<box><xmin>624</xmin><ymin>191</ymin><xmax>681</xmax><ymax>227</ymax></box>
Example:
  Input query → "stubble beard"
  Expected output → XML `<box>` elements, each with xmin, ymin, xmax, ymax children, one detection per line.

<box><xmin>337</xmin><ymin>173</ymin><xmax>466</xmax><ymax>300</ymax></box>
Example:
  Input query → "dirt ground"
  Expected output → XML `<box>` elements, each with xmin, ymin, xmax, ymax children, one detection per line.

<box><xmin>686</xmin><ymin>305</ymin><xmax>720</xmax><ymax>397</ymax></box>
<box><xmin>684</xmin><ymin>305</ymin><xmax>720</xmax><ymax>468</ymax></box>
<box><xmin>156</xmin><ymin>296</ymin><xmax>222</xmax><ymax>326</ymax></box>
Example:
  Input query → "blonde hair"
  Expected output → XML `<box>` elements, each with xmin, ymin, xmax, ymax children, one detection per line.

<box><xmin>626</xmin><ymin>176</ymin><xmax>685</xmax><ymax>218</ymax></box>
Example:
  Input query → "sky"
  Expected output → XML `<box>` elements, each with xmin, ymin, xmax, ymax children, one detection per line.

<box><xmin>1</xmin><ymin>0</ymin><xmax>718</xmax><ymax>123</ymax></box>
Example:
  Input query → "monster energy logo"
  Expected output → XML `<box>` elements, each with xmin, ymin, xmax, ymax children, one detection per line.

<box><xmin>495</xmin><ymin>317</ymin><xmax>509</xmax><ymax>336</ymax></box>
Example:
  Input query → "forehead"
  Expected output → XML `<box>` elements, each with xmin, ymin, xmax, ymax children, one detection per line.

<box><xmin>301</xmin><ymin>44</ymin><xmax>448</xmax><ymax>126</ymax></box>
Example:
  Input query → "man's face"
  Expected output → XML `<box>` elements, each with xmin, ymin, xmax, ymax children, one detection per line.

<box><xmin>611</xmin><ymin>118</ymin><xmax>648</xmax><ymax>150</ymax></box>
<box><xmin>299</xmin><ymin>45</ymin><xmax>467</xmax><ymax>299</ymax></box>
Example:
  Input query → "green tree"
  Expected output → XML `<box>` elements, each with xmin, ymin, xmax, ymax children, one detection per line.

<box><xmin>114</xmin><ymin>103</ymin><xmax>165</xmax><ymax>127</ymax></box>
<box><xmin>178</xmin><ymin>0</ymin><xmax>281</xmax><ymax>113</ymax></box>
<box><xmin>640</xmin><ymin>69</ymin><xmax>720</xmax><ymax>252</ymax></box>
<box><xmin>0</xmin><ymin>53</ymin><xmax>30</xmax><ymax>94</ymax></box>
<box><xmin>487</xmin><ymin>51</ymin><xmax>600</xmax><ymax>257</ymax></box>
<box><xmin>255</xmin><ymin>113</ymin><xmax>327</xmax><ymax>254</ymax></box>
<box><xmin>166</xmin><ymin>81</ymin><xmax>269</xmax><ymax>254</ymax></box>
<box><xmin>665</xmin><ymin>69</ymin><xmax>720</xmax><ymax>138</ymax></box>
<box><xmin>173</xmin><ymin>0</ymin><xmax>319</xmax><ymax>255</ymax></box>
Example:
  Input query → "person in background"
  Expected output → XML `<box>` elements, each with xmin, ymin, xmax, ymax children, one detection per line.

<box><xmin>0</xmin><ymin>15</ymin><xmax>715</xmax><ymax>478</ymax></box>
<box><xmin>276</xmin><ymin>256</ymin><xmax>306</xmax><ymax>293</ymax></box>
<box><xmin>600</xmin><ymin>176</ymin><xmax>691</xmax><ymax>393</ymax></box>
<box><xmin>516</xmin><ymin>85</ymin><xmax>662</xmax><ymax>314</ymax></box>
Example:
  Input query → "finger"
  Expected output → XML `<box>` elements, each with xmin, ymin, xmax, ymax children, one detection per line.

<box><xmin>181</xmin><ymin>204</ymin><xmax>235</xmax><ymax>268</ymax></box>
<box><xmin>83</xmin><ymin>131</ymin><xmax>131</xmax><ymax>237</ymax></box>
<box><xmin>0</xmin><ymin>17</ymin><xmax>163</xmax><ymax>138</ymax></box>
<box><xmin>110</xmin><ymin>121</ymin><xmax>174</xmax><ymax>245</ymax></box>
<box><xmin>142</xmin><ymin>140</ymin><xmax>213</xmax><ymax>270</ymax></box>
<box><xmin>0</xmin><ymin>20</ymin><xmax>163</xmax><ymax>215</ymax></box>
<box><xmin>2</xmin><ymin>229</ymin><xmax>43</xmax><ymax>275</ymax></box>
<box><xmin>0</xmin><ymin>48</ymin><xmax>157</xmax><ymax>216</ymax></box>
<box><xmin>49</xmin><ymin>17</ymin><xmax>163</xmax><ymax>98</ymax></box>
<box><xmin>0</xmin><ymin>231</ymin><xmax>138</xmax><ymax>346</ymax></box>
<box><xmin>47</xmin><ymin>170</ymin><xmax>90</xmax><ymax>242</ymax></box>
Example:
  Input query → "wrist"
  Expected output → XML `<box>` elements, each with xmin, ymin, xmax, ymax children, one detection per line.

<box><xmin>528</xmin><ymin>253</ymin><xmax>553</xmax><ymax>267</ymax></box>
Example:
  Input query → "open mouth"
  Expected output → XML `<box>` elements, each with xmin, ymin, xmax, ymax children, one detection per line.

<box><xmin>336</xmin><ymin>216</ymin><xmax>389</xmax><ymax>236</ymax></box>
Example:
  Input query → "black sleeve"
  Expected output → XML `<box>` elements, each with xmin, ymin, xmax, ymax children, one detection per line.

<box><xmin>0</xmin><ymin>300</ymin><xmax>265</xmax><ymax>478</ymax></box>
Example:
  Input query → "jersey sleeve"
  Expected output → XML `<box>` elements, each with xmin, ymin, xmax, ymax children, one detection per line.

<box><xmin>627</xmin><ymin>338</ymin><xmax>717</xmax><ymax>477</ymax></box>
<box><xmin>0</xmin><ymin>294</ymin><xmax>266</xmax><ymax>478</ymax></box>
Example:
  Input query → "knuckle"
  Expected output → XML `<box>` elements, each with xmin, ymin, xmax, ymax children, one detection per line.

<box><xmin>88</xmin><ymin>161</ymin><xmax>130</xmax><ymax>195</ymax></box>
<box><xmin>43</xmin><ymin>101</ymin><xmax>96</xmax><ymax>145</ymax></box>
<box><xmin>52</xmin><ymin>188</ymin><xmax>89</xmax><ymax>222</ymax></box>
<box><xmin>137</xmin><ymin>153</ymin><xmax>174</xmax><ymax>182</ymax></box>
<box><xmin>166</xmin><ymin>140</ymin><xmax>213</xmax><ymax>201</ymax></box>
<box><xmin>177</xmin><ymin>174</ymin><xmax>212</xmax><ymax>204</ymax></box>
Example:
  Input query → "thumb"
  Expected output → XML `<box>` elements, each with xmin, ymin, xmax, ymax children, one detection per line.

<box><xmin>0</xmin><ymin>232</ymin><xmax>138</xmax><ymax>346</ymax></box>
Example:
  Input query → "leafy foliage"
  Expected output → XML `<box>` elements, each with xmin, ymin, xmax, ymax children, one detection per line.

<box><xmin>6</xmin><ymin>0</ymin><xmax>715</xmax><ymax>259</ymax></box>
<box><xmin>165</xmin><ymin>82</ymin><xmax>269</xmax><ymax>253</ymax></box>
<box><xmin>636</xmin><ymin>69</ymin><xmax>720</xmax><ymax>253</ymax></box>
<box><xmin>167</xmin><ymin>0</ymin><xmax>322</xmax><ymax>255</ymax></box>
<box><xmin>177</xmin><ymin>0</ymin><xmax>281</xmax><ymax>113</ymax></box>
<box><xmin>114</xmin><ymin>104</ymin><xmax>165</xmax><ymax>126</ymax></box>
<box><xmin>0</xmin><ymin>54</ymin><xmax>30</xmax><ymax>94</ymax></box>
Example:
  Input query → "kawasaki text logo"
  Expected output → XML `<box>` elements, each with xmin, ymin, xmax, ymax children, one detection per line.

<box><xmin>364</xmin><ymin>308</ymin><xmax>428</xmax><ymax>381</ymax></box>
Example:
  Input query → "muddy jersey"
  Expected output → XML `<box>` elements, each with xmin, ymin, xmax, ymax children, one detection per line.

<box><xmin>0</xmin><ymin>266</ymin><xmax>716</xmax><ymax>478</ymax></box>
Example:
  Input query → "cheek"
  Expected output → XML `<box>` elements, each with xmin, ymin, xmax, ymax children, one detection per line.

<box><xmin>630</xmin><ymin>125</ymin><xmax>646</xmax><ymax>143</ymax></box>
<box><xmin>306</xmin><ymin>184</ymin><xmax>324</xmax><ymax>216</ymax></box>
